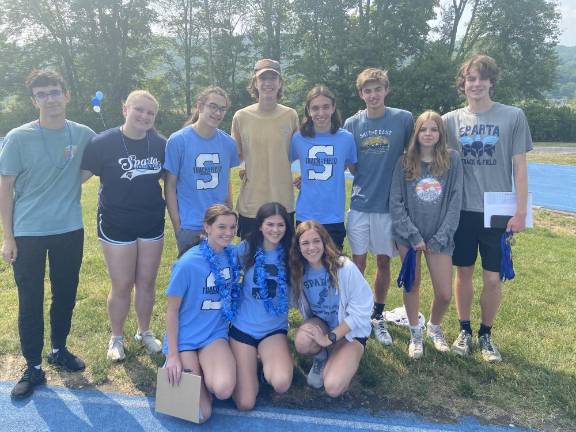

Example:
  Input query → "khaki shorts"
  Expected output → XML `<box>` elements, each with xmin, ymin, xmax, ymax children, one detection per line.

<box><xmin>346</xmin><ymin>209</ymin><xmax>397</xmax><ymax>256</ymax></box>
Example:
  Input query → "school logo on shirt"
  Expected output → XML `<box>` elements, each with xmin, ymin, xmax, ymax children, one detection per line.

<box><xmin>306</xmin><ymin>145</ymin><xmax>337</xmax><ymax>181</ymax></box>
<box><xmin>458</xmin><ymin>124</ymin><xmax>499</xmax><ymax>166</ymax></box>
<box><xmin>195</xmin><ymin>153</ymin><xmax>222</xmax><ymax>190</ymax></box>
<box><xmin>252</xmin><ymin>264</ymin><xmax>278</xmax><ymax>299</ymax></box>
<box><xmin>201</xmin><ymin>267</ymin><xmax>231</xmax><ymax>310</ymax></box>
<box><xmin>118</xmin><ymin>155</ymin><xmax>162</xmax><ymax>180</ymax></box>
<box><xmin>415</xmin><ymin>177</ymin><xmax>442</xmax><ymax>203</ymax></box>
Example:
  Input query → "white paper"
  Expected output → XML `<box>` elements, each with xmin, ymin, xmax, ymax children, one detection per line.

<box><xmin>483</xmin><ymin>192</ymin><xmax>533</xmax><ymax>228</ymax></box>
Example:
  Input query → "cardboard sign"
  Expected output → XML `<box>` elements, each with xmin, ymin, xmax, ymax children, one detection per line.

<box><xmin>155</xmin><ymin>368</ymin><xmax>201</xmax><ymax>423</ymax></box>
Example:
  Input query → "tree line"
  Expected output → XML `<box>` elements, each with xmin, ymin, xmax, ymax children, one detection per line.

<box><xmin>1</xmin><ymin>0</ymin><xmax>574</xmax><ymax>142</ymax></box>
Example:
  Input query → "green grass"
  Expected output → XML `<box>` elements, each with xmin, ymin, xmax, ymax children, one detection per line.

<box><xmin>533</xmin><ymin>142</ymin><xmax>576</xmax><ymax>147</ymax></box>
<box><xmin>0</xmin><ymin>174</ymin><xmax>575</xmax><ymax>431</ymax></box>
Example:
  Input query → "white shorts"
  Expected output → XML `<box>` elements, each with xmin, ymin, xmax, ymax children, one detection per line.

<box><xmin>346</xmin><ymin>209</ymin><xmax>397</xmax><ymax>256</ymax></box>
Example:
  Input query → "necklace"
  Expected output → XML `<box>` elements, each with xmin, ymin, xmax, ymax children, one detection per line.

<box><xmin>119</xmin><ymin>126</ymin><xmax>151</xmax><ymax>165</ymax></box>
<box><xmin>254</xmin><ymin>245</ymin><xmax>289</xmax><ymax>316</ymax></box>
<box><xmin>199</xmin><ymin>239</ymin><xmax>241</xmax><ymax>321</ymax></box>
<box><xmin>36</xmin><ymin>120</ymin><xmax>74</xmax><ymax>170</ymax></box>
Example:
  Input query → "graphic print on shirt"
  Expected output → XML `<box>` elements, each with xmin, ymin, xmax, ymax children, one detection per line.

<box><xmin>201</xmin><ymin>267</ymin><xmax>231</xmax><ymax>310</ymax></box>
<box><xmin>415</xmin><ymin>176</ymin><xmax>443</xmax><ymax>203</ymax></box>
<box><xmin>458</xmin><ymin>124</ymin><xmax>499</xmax><ymax>166</ymax></box>
<box><xmin>304</xmin><ymin>274</ymin><xmax>338</xmax><ymax>325</ymax></box>
<box><xmin>195</xmin><ymin>153</ymin><xmax>222</xmax><ymax>190</ymax></box>
<box><xmin>252</xmin><ymin>263</ymin><xmax>278</xmax><ymax>299</ymax></box>
<box><xmin>359</xmin><ymin>128</ymin><xmax>392</xmax><ymax>154</ymax></box>
<box><xmin>306</xmin><ymin>145</ymin><xmax>337</xmax><ymax>181</ymax></box>
<box><xmin>118</xmin><ymin>155</ymin><xmax>162</xmax><ymax>180</ymax></box>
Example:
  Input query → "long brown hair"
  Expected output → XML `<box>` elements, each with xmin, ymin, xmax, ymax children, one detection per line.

<box><xmin>300</xmin><ymin>85</ymin><xmax>341</xmax><ymax>137</ymax></box>
<box><xmin>403</xmin><ymin>110</ymin><xmax>450</xmax><ymax>181</ymax></box>
<box><xmin>184</xmin><ymin>86</ymin><xmax>229</xmax><ymax>126</ymax></box>
<box><xmin>289</xmin><ymin>221</ymin><xmax>344</xmax><ymax>304</ymax></box>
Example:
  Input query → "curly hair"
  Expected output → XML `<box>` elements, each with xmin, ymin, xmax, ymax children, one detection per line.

<box><xmin>289</xmin><ymin>221</ymin><xmax>344</xmax><ymax>304</ymax></box>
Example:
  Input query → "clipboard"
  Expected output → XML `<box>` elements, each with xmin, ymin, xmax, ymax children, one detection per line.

<box><xmin>155</xmin><ymin>367</ymin><xmax>202</xmax><ymax>423</ymax></box>
<box><xmin>483</xmin><ymin>192</ymin><xmax>533</xmax><ymax>228</ymax></box>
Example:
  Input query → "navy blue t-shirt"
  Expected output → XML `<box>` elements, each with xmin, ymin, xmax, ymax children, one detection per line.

<box><xmin>82</xmin><ymin>127</ymin><xmax>166</xmax><ymax>229</ymax></box>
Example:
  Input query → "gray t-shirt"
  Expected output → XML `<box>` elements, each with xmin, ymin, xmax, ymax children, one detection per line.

<box><xmin>0</xmin><ymin>120</ymin><xmax>95</xmax><ymax>236</ymax></box>
<box><xmin>442</xmin><ymin>102</ymin><xmax>533</xmax><ymax>212</ymax></box>
<box><xmin>390</xmin><ymin>150</ymin><xmax>463</xmax><ymax>255</ymax></box>
<box><xmin>344</xmin><ymin>108</ymin><xmax>414</xmax><ymax>213</ymax></box>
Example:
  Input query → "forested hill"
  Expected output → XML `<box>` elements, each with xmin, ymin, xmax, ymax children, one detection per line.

<box><xmin>549</xmin><ymin>45</ymin><xmax>576</xmax><ymax>101</ymax></box>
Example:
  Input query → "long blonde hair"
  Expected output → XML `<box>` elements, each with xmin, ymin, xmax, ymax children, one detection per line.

<box><xmin>289</xmin><ymin>221</ymin><xmax>344</xmax><ymax>303</ymax></box>
<box><xmin>403</xmin><ymin>110</ymin><xmax>450</xmax><ymax>181</ymax></box>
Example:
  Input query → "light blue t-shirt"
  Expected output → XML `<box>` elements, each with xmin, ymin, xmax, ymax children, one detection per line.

<box><xmin>162</xmin><ymin>245</ymin><xmax>232</xmax><ymax>352</ymax></box>
<box><xmin>232</xmin><ymin>241</ymin><xmax>289</xmax><ymax>339</ymax></box>
<box><xmin>290</xmin><ymin>129</ymin><xmax>357</xmax><ymax>223</ymax></box>
<box><xmin>0</xmin><ymin>120</ymin><xmax>95</xmax><ymax>236</ymax></box>
<box><xmin>164</xmin><ymin>127</ymin><xmax>240</xmax><ymax>230</ymax></box>
<box><xmin>343</xmin><ymin>108</ymin><xmax>413</xmax><ymax>213</ymax></box>
<box><xmin>303</xmin><ymin>266</ymin><xmax>340</xmax><ymax>330</ymax></box>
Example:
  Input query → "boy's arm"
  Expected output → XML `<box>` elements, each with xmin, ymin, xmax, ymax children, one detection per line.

<box><xmin>507</xmin><ymin>153</ymin><xmax>528</xmax><ymax>233</ymax></box>
<box><xmin>0</xmin><ymin>175</ymin><xmax>17</xmax><ymax>262</ymax></box>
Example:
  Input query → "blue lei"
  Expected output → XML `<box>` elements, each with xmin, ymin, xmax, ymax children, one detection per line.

<box><xmin>254</xmin><ymin>245</ymin><xmax>289</xmax><ymax>316</ymax></box>
<box><xmin>199</xmin><ymin>239</ymin><xmax>241</xmax><ymax>321</ymax></box>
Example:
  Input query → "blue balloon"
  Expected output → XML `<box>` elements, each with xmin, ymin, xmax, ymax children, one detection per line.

<box><xmin>91</xmin><ymin>96</ymin><xmax>100</xmax><ymax>106</ymax></box>
<box><xmin>95</xmin><ymin>91</ymin><xmax>104</xmax><ymax>101</ymax></box>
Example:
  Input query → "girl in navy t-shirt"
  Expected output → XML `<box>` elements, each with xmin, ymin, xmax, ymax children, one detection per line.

<box><xmin>164</xmin><ymin>204</ymin><xmax>240</xmax><ymax>423</ymax></box>
<box><xmin>81</xmin><ymin>90</ymin><xmax>165</xmax><ymax>362</ymax></box>
<box><xmin>230</xmin><ymin>202</ymin><xmax>294</xmax><ymax>410</ymax></box>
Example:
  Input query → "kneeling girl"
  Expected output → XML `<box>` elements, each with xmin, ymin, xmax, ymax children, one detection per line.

<box><xmin>164</xmin><ymin>204</ymin><xmax>240</xmax><ymax>422</ymax></box>
<box><xmin>290</xmin><ymin>221</ymin><xmax>373</xmax><ymax>397</ymax></box>
<box><xmin>230</xmin><ymin>202</ymin><xmax>294</xmax><ymax>410</ymax></box>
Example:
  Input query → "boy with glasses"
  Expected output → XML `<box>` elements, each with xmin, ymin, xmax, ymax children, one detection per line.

<box><xmin>0</xmin><ymin>70</ymin><xmax>95</xmax><ymax>399</ymax></box>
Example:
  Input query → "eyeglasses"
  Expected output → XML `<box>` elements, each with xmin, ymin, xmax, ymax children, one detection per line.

<box><xmin>33</xmin><ymin>89</ymin><xmax>64</xmax><ymax>101</ymax></box>
<box><xmin>204</xmin><ymin>102</ymin><xmax>227</xmax><ymax>114</ymax></box>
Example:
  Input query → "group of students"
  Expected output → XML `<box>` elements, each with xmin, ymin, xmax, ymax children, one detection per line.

<box><xmin>0</xmin><ymin>53</ymin><xmax>532</xmax><ymax>416</ymax></box>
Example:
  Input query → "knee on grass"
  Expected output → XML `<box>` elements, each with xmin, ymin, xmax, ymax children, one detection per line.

<box><xmin>266</xmin><ymin>370</ymin><xmax>292</xmax><ymax>394</ymax></box>
<box><xmin>323</xmin><ymin>375</ymin><xmax>349</xmax><ymax>398</ymax></box>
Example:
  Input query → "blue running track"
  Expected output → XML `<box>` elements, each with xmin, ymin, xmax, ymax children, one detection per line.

<box><xmin>292</xmin><ymin>162</ymin><xmax>576</xmax><ymax>213</ymax></box>
<box><xmin>1</xmin><ymin>381</ymin><xmax>532</xmax><ymax>432</ymax></box>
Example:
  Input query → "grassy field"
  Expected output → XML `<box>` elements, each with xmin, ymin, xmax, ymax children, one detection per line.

<box><xmin>529</xmin><ymin>142</ymin><xmax>576</xmax><ymax>166</ymax></box>
<box><xmin>1</xmin><ymin>174</ymin><xmax>575</xmax><ymax>431</ymax></box>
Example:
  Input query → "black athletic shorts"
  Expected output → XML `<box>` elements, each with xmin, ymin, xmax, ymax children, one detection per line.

<box><xmin>229</xmin><ymin>325</ymin><xmax>288</xmax><ymax>348</ymax></box>
<box><xmin>97</xmin><ymin>212</ymin><xmax>165</xmax><ymax>244</ymax></box>
<box><xmin>452</xmin><ymin>210</ymin><xmax>504</xmax><ymax>272</ymax></box>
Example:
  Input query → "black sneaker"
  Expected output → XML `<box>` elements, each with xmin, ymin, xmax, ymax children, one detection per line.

<box><xmin>47</xmin><ymin>347</ymin><xmax>86</xmax><ymax>372</ymax></box>
<box><xmin>11</xmin><ymin>367</ymin><xmax>46</xmax><ymax>399</ymax></box>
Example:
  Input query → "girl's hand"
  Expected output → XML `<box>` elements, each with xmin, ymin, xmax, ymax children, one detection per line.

<box><xmin>309</xmin><ymin>325</ymin><xmax>332</xmax><ymax>347</ymax></box>
<box><xmin>413</xmin><ymin>240</ymin><xmax>426</xmax><ymax>251</ymax></box>
<box><xmin>165</xmin><ymin>353</ymin><xmax>183</xmax><ymax>386</ymax></box>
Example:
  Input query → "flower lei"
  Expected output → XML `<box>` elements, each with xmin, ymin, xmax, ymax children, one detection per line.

<box><xmin>254</xmin><ymin>245</ymin><xmax>289</xmax><ymax>316</ymax></box>
<box><xmin>200</xmin><ymin>239</ymin><xmax>242</xmax><ymax>321</ymax></box>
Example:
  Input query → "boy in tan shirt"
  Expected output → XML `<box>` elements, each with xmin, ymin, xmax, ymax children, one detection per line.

<box><xmin>231</xmin><ymin>59</ymin><xmax>298</xmax><ymax>238</ymax></box>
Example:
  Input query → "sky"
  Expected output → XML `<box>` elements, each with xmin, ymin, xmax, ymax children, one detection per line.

<box><xmin>559</xmin><ymin>0</ymin><xmax>576</xmax><ymax>46</ymax></box>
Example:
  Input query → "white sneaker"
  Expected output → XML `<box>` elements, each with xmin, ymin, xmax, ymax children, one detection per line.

<box><xmin>372</xmin><ymin>316</ymin><xmax>393</xmax><ymax>345</ymax></box>
<box><xmin>134</xmin><ymin>330</ymin><xmax>162</xmax><ymax>354</ymax></box>
<box><xmin>426</xmin><ymin>325</ymin><xmax>450</xmax><ymax>352</ymax></box>
<box><xmin>107</xmin><ymin>336</ymin><xmax>125</xmax><ymax>361</ymax></box>
<box><xmin>408</xmin><ymin>327</ymin><xmax>423</xmax><ymax>359</ymax></box>
<box><xmin>307</xmin><ymin>352</ymin><xmax>327</xmax><ymax>389</ymax></box>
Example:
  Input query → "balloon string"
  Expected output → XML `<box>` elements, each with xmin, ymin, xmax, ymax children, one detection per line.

<box><xmin>98</xmin><ymin>110</ymin><xmax>107</xmax><ymax>130</ymax></box>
